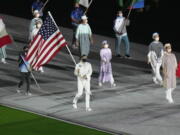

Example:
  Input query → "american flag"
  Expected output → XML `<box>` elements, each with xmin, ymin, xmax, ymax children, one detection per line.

<box><xmin>26</xmin><ymin>14</ymin><xmax>67</xmax><ymax>70</ymax></box>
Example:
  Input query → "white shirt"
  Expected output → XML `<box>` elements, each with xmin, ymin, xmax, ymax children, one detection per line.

<box><xmin>74</xmin><ymin>61</ymin><xmax>92</xmax><ymax>81</ymax></box>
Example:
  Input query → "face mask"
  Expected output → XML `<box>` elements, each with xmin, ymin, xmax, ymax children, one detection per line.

<box><xmin>37</xmin><ymin>24</ymin><xmax>41</xmax><ymax>28</ymax></box>
<box><xmin>104</xmin><ymin>44</ymin><xmax>109</xmax><ymax>48</ymax></box>
<box><xmin>82</xmin><ymin>59</ymin><xmax>87</xmax><ymax>62</ymax></box>
<box><xmin>154</xmin><ymin>37</ymin><xmax>159</xmax><ymax>41</ymax></box>
<box><xmin>167</xmin><ymin>49</ymin><xmax>172</xmax><ymax>53</ymax></box>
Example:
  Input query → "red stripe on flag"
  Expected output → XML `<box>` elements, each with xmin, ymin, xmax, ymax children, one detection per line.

<box><xmin>26</xmin><ymin>36</ymin><xmax>43</xmax><ymax>61</ymax></box>
<box><xmin>0</xmin><ymin>35</ymin><xmax>12</xmax><ymax>48</ymax></box>
<box><xmin>34</xmin><ymin>34</ymin><xmax>66</xmax><ymax>69</ymax></box>
<box><xmin>36</xmin><ymin>42</ymin><xmax>67</xmax><ymax>69</ymax></box>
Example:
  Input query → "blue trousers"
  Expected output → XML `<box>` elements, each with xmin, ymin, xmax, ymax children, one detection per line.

<box><xmin>115</xmin><ymin>34</ymin><xmax>130</xmax><ymax>55</ymax></box>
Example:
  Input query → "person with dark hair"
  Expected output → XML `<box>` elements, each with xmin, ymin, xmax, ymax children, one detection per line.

<box><xmin>73</xmin><ymin>55</ymin><xmax>92</xmax><ymax>111</ymax></box>
<box><xmin>113</xmin><ymin>10</ymin><xmax>130</xmax><ymax>58</ymax></box>
<box><xmin>147</xmin><ymin>32</ymin><xmax>164</xmax><ymax>85</ymax></box>
<box><xmin>17</xmin><ymin>46</ymin><xmax>32</xmax><ymax>96</ymax></box>
<box><xmin>98</xmin><ymin>40</ymin><xmax>116</xmax><ymax>87</ymax></box>
<box><xmin>71</xmin><ymin>2</ymin><xmax>84</xmax><ymax>49</ymax></box>
<box><xmin>162</xmin><ymin>43</ymin><xmax>177</xmax><ymax>103</ymax></box>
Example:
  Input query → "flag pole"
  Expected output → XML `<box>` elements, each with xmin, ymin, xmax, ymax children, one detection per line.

<box><xmin>40</xmin><ymin>0</ymin><xmax>50</xmax><ymax>13</ymax></box>
<box><xmin>120</xmin><ymin>0</ymin><xmax>135</xmax><ymax>34</ymax></box>
<box><xmin>20</xmin><ymin>55</ymin><xmax>41</xmax><ymax>89</ymax></box>
<box><xmin>48</xmin><ymin>11</ymin><xmax>77</xmax><ymax>65</ymax></box>
<box><xmin>84</xmin><ymin>0</ymin><xmax>93</xmax><ymax>15</ymax></box>
<box><xmin>126</xmin><ymin>0</ymin><xmax>135</xmax><ymax>19</ymax></box>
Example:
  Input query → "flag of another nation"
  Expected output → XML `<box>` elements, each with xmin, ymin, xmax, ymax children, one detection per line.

<box><xmin>0</xmin><ymin>18</ymin><xmax>12</xmax><ymax>48</ymax></box>
<box><xmin>26</xmin><ymin>14</ymin><xmax>67</xmax><ymax>70</ymax></box>
<box><xmin>117</xmin><ymin>0</ymin><xmax>124</xmax><ymax>7</ymax></box>
<box><xmin>75</xmin><ymin>0</ymin><xmax>89</xmax><ymax>8</ymax></box>
<box><xmin>130</xmin><ymin>0</ymin><xmax>144</xmax><ymax>9</ymax></box>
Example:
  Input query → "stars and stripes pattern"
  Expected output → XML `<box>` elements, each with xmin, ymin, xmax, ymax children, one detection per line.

<box><xmin>26</xmin><ymin>14</ymin><xmax>67</xmax><ymax>70</ymax></box>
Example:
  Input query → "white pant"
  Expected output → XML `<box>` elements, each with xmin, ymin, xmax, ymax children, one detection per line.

<box><xmin>166</xmin><ymin>88</ymin><xmax>174</xmax><ymax>103</ymax></box>
<box><xmin>73</xmin><ymin>79</ymin><xmax>91</xmax><ymax>108</ymax></box>
<box><xmin>151</xmin><ymin>62</ymin><xmax>162</xmax><ymax>84</ymax></box>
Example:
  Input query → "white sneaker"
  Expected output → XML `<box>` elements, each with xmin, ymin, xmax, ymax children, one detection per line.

<box><xmin>86</xmin><ymin>107</ymin><xmax>92</xmax><ymax>112</ymax></box>
<box><xmin>153</xmin><ymin>78</ymin><xmax>158</xmax><ymax>84</ymax></box>
<box><xmin>73</xmin><ymin>103</ymin><xmax>77</xmax><ymax>109</ymax></box>
<box><xmin>111</xmin><ymin>83</ymin><xmax>116</xmax><ymax>87</ymax></box>
<box><xmin>26</xmin><ymin>92</ymin><xmax>32</xmax><ymax>96</ymax></box>
<box><xmin>17</xmin><ymin>89</ymin><xmax>21</xmax><ymax>93</ymax></box>
<box><xmin>1</xmin><ymin>58</ymin><xmax>7</xmax><ymax>64</ymax></box>
<box><xmin>168</xmin><ymin>98</ymin><xmax>174</xmax><ymax>104</ymax></box>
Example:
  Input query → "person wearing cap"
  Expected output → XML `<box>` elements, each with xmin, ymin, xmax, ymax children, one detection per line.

<box><xmin>162</xmin><ymin>43</ymin><xmax>177</xmax><ymax>103</ymax></box>
<box><xmin>75</xmin><ymin>15</ymin><xmax>93</xmax><ymax>57</ymax></box>
<box><xmin>31</xmin><ymin>0</ymin><xmax>44</xmax><ymax>17</ymax></box>
<box><xmin>17</xmin><ymin>46</ymin><xmax>32</xmax><ymax>96</ymax></box>
<box><xmin>29</xmin><ymin>10</ymin><xmax>43</xmax><ymax>41</ymax></box>
<box><xmin>113</xmin><ymin>11</ymin><xmax>130</xmax><ymax>58</ymax></box>
<box><xmin>71</xmin><ymin>2</ymin><xmax>84</xmax><ymax>48</ymax></box>
<box><xmin>30</xmin><ymin>19</ymin><xmax>42</xmax><ymax>41</ymax></box>
<box><xmin>147</xmin><ymin>32</ymin><xmax>164</xmax><ymax>85</ymax></box>
<box><xmin>73</xmin><ymin>55</ymin><xmax>93</xmax><ymax>111</ymax></box>
<box><xmin>30</xmin><ymin>20</ymin><xmax>44</xmax><ymax>73</ymax></box>
<box><xmin>98</xmin><ymin>40</ymin><xmax>116</xmax><ymax>87</ymax></box>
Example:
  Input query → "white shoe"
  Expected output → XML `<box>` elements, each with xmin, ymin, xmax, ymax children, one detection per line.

<box><xmin>17</xmin><ymin>89</ymin><xmax>21</xmax><ymax>93</ymax></box>
<box><xmin>1</xmin><ymin>58</ymin><xmax>7</xmax><ymax>64</ymax></box>
<box><xmin>73</xmin><ymin>103</ymin><xmax>77</xmax><ymax>109</ymax></box>
<box><xmin>26</xmin><ymin>92</ymin><xmax>32</xmax><ymax>96</ymax></box>
<box><xmin>98</xmin><ymin>82</ymin><xmax>102</xmax><ymax>87</ymax></box>
<box><xmin>111</xmin><ymin>83</ymin><xmax>116</xmax><ymax>87</ymax></box>
<box><xmin>153</xmin><ymin>78</ymin><xmax>158</xmax><ymax>84</ymax></box>
<box><xmin>168</xmin><ymin>98</ymin><xmax>174</xmax><ymax>104</ymax></box>
<box><xmin>86</xmin><ymin>107</ymin><xmax>92</xmax><ymax>112</ymax></box>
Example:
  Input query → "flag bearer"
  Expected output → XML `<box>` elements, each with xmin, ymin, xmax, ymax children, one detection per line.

<box><xmin>113</xmin><ymin>10</ymin><xmax>130</xmax><ymax>58</ymax></box>
<box><xmin>73</xmin><ymin>55</ymin><xmax>93</xmax><ymax>111</ymax></box>
<box><xmin>29</xmin><ymin>10</ymin><xmax>43</xmax><ymax>41</ymax></box>
<box><xmin>17</xmin><ymin>46</ymin><xmax>32</xmax><ymax>96</ymax></box>
<box><xmin>71</xmin><ymin>2</ymin><xmax>84</xmax><ymax>48</ymax></box>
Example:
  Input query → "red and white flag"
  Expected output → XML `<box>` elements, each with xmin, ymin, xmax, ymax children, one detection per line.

<box><xmin>0</xmin><ymin>18</ymin><xmax>12</xmax><ymax>48</ymax></box>
<box><xmin>25</xmin><ymin>14</ymin><xmax>67</xmax><ymax>70</ymax></box>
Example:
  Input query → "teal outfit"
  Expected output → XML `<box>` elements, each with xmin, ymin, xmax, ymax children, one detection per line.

<box><xmin>0</xmin><ymin>46</ymin><xmax>7</xmax><ymax>59</ymax></box>
<box><xmin>75</xmin><ymin>23</ymin><xmax>92</xmax><ymax>56</ymax></box>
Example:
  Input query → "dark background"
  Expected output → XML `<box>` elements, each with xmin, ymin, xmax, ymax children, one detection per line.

<box><xmin>0</xmin><ymin>0</ymin><xmax>179</xmax><ymax>50</ymax></box>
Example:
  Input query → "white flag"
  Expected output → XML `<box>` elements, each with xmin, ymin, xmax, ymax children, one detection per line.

<box><xmin>79</xmin><ymin>0</ymin><xmax>89</xmax><ymax>8</ymax></box>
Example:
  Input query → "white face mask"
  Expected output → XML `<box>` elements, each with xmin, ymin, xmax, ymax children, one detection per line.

<box><xmin>167</xmin><ymin>48</ymin><xmax>172</xmax><ymax>53</ymax></box>
<box><xmin>154</xmin><ymin>37</ymin><xmax>159</xmax><ymax>41</ymax></box>
<box><xmin>37</xmin><ymin>24</ymin><xmax>42</xmax><ymax>28</ymax></box>
<box><xmin>104</xmin><ymin>44</ymin><xmax>109</xmax><ymax>48</ymax></box>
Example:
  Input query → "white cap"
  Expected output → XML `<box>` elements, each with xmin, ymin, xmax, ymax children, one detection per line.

<box><xmin>33</xmin><ymin>10</ymin><xmax>39</xmax><ymax>15</ymax></box>
<box><xmin>81</xmin><ymin>15</ymin><xmax>88</xmax><ymax>20</ymax></box>
<box><xmin>152</xmin><ymin>32</ymin><xmax>159</xmax><ymax>38</ymax></box>
<box><xmin>102</xmin><ymin>40</ymin><xmax>108</xmax><ymax>45</ymax></box>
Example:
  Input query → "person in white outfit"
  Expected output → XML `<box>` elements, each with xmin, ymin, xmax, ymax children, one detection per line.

<box><xmin>30</xmin><ymin>20</ymin><xmax>44</xmax><ymax>73</ymax></box>
<box><xmin>73</xmin><ymin>55</ymin><xmax>93</xmax><ymax>111</ymax></box>
<box><xmin>29</xmin><ymin>10</ymin><xmax>42</xmax><ymax>41</ymax></box>
<box><xmin>162</xmin><ymin>43</ymin><xmax>177</xmax><ymax>103</ymax></box>
<box><xmin>147</xmin><ymin>32</ymin><xmax>164</xmax><ymax>85</ymax></box>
